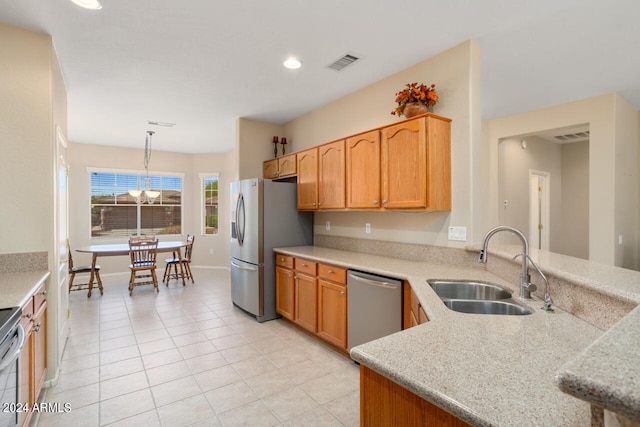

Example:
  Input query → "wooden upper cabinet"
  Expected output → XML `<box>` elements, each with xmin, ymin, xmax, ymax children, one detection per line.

<box><xmin>318</xmin><ymin>140</ymin><xmax>346</xmax><ymax>209</ymax></box>
<box><xmin>263</xmin><ymin>153</ymin><xmax>297</xmax><ymax>180</ymax></box>
<box><xmin>263</xmin><ymin>159</ymin><xmax>278</xmax><ymax>179</ymax></box>
<box><xmin>297</xmin><ymin>148</ymin><xmax>318</xmax><ymax>210</ymax></box>
<box><xmin>346</xmin><ymin>130</ymin><xmax>381</xmax><ymax>209</ymax></box>
<box><xmin>278</xmin><ymin>154</ymin><xmax>297</xmax><ymax>177</ymax></box>
<box><xmin>381</xmin><ymin>115</ymin><xmax>451</xmax><ymax>210</ymax></box>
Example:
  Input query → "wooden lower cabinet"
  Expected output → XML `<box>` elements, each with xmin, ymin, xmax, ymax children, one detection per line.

<box><xmin>317</xmin><ymin>278</ymin><xmax>347</xmax><ymax>349</ymax></box>
<box><xmin>403</xmin><ymin>282</ymin><xmax>429</xmax><ymax>329</ymax></box>
<box><xmin>276</xmin><ymin>253</ymin><xmax>348</xmax><ymax>350</ymax></box>
<box><xmin>275</xmin><ymin>266</ymin><xmax>295</xmax><ymax>320</ymax></box>
<box><xmin>360</xmin><ymin>365</ymin><xmax>471</xmax><ymax>427</ymax></box>
<box><xmin>294</xmin><ymin>272</ymin><xmax>317</xmax><ymax>333</ymax></box>
<box><xmin>18</xmin><ymin>282</ymin><xmax>48</xmax><ymax>427</ymax></box>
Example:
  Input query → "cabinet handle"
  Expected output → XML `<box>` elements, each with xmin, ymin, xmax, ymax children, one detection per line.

<box><xmin>327</xmin><ymin>270</ymin><xmax>333</xmax><ymax>274</ymax></box>
<box><xmin>301</xmin><ymin>263</ymin><xmax>307</xmax><ymax>267</ymax></box>
<box><xmin>288</xmin><ymin>274</ymin><xmax>292</xmax><ymax>278</ymax></box>
<box><xmin>373</xmin><ymin>200</ymin><xmax>378</xmax><ymax>205</ymax></box>
<box><xmin>382</xmin><ymin>199</ymin><xmax>387</xmax><ymax>205</ymax></box>
<box><xmin>340</xmin><ymin>291</ymin><xmax>345</xmax><ymax>296</ymax></box>
<box><xmin>34</xmin><ymin>323</ymin><xmax>41</xmax><ymax>332</ymax></box>
<box><xmin>40</xmin><ymin>290</ymin><xmax>47</xmax><ymax>296</ymax></box>
<box><xmin>312</xmin><ymin>202</ymin><xmax>316</xmax><ymax>206</ymax></box>
<box><xmin>280</xmin><ymin>258</ymin><xmax>285</xmax><ymax>261</ymax></box>
<box><xmin>23</xmin><ymin>313</ymin><xmax>32</xmax><ymax>319</ymax></box>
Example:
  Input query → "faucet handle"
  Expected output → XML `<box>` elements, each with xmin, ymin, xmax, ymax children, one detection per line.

<box><xmin>524</xmin><ymin>282</ymin><xmax>537</xmax><ymax>293</ymax></box>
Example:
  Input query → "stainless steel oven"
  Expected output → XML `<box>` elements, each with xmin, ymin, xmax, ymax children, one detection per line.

<box><xmin>0</xmin><ymin>307</ymin><xmax>24</xmax><ymax>427</ymax></box>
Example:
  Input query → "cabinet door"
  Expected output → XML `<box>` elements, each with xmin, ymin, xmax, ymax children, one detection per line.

<box><xmin>294</xmin><ymin>273</ymin><xmax>317</xmax><ymax>332</ymax></box>
<box><xmin>318</xmin><ymin>140</ymin><xmax>345</xmax><ymax>209</ymax></box>
<box><xmin>263</xmin><ymin>159</ymin><xmax>279</xmax><ymax>179</ymax></box>
<box><xmin>346</xmin><ymin>130</ymin><xmax>380</xmax><ymax>209</ymax></box>
<box><xmin>33</xmin><ymin>301</ymin><xmax>47</xmax><ymax>398</ymax></box>
<box><xmin>278</xmin><ymin>154</ymin><xmax>297</xmax><ymax>178</ymax></box>
<box><xmin>18</xmin><ymin>322</ymin><xmax>32</xmax><ymax>427</ymax></box>
<box><xmin>275</xmin><ymin>266</ymin><xmax>295</xmax><ymax>320</ymax></box>
<box><xmin>317</xmin><ymin>279</ymin><xmax>347</xmax><ymax>349</ymax></box>
<box><xmin>381</xmin><ymin>118</ymin><xmax>427</xmax><ymax>209</ymax></box>
<box><xmin>296</xmin><ymin>148</ymin><xmax>318</xmax><ymax>210</ymax></box>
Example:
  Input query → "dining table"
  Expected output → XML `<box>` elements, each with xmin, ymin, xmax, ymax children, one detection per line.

<box><xmin>76</xmin><ymin>240</ymin><xmax>188</xmax><ymax>297</ymax></box>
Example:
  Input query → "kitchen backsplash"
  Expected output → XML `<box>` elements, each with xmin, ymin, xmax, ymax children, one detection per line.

<box><xmin>314</xmin><ymin>234</ymin><xmax>481</xmax><ymax>267</ymax></box>
<box><xmin>0</xmin><ymin>252</ymin><xmax>48</xmax><ymax>273</ymax></box>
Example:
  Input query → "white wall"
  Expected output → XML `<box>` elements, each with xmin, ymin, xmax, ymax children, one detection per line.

<box><xmin>0</xmin><ymin>24</ymin><xmax>55</xmax><ymax>254</ymax></box>
<box><xmin>237</xmin><ymin>118</ymin><xmax>284</xmax><ymax>180</ymax></box>
<box><xmin>68</xmin><ymin>142</ymin><xmax>235</xmax><ymax>272</ymax></box>
<box><xmin>559</xmin><ymin>141</ymin><xmax>590</xmax><ymax>259</ymax></box>
<box><xmin>498</xmin><ymin>136</ymin><xmax>562</xmax><ymax>248</ymax></box>
<box><xmin>484</xmin><ymin>93</ymin><xmax>639</xmax><ymax>268</ymax></box>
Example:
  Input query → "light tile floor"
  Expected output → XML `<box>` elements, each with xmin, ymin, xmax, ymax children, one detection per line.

<box><xmin>37</xmin><ymin>268</ymin><xmax>360</xmax><ymax>427</ymax></box>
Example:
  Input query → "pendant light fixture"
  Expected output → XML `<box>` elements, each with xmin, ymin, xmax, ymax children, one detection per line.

<box><xmin>129</xmin><ymin>131</ymin><xmax>160</xmax><ymax>204</ymax></box>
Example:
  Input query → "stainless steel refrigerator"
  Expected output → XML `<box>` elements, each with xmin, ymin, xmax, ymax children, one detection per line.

<box><xmin>230</xmin><ymin>178</ymin><xmax>313</xmax><ymax>322</ymax></box>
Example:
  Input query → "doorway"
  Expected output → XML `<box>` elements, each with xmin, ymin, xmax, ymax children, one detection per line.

<box><xmin>529</xmin><ymin>170</ymin><xmax>550</xmax><ymax>251</ymax></box>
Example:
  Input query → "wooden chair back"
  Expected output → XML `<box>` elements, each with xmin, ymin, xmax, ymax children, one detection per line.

<box><xmin>129</xmin><ymin>239</ymin><xmax>159</xmax><ymax>267</ymax></box>
<box><xmin>184</xmin><ymin>235</ymin><xmax>195</xmax><ymax>262</ymax></box>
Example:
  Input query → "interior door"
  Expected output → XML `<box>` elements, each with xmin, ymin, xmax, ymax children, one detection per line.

<box><xmin>56</xmin><ymin>127</ymin><xmax>70</xmax><ymax>360</ymax></box>
<box><xmin>529</xmin><ymin>171</ymin><xmax>550</xmax><ymax>251</ymax></box>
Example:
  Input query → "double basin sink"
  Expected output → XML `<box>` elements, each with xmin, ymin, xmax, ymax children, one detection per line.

<box><xmin>428</xmin><ymin>279</ymin><xmax>532</xmax><ymax>316</ymax></box>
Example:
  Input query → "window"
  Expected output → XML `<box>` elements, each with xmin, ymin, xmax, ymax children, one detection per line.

<box><xmin>202</xmin><ymin>174</ymin><xmax>219</xmax><ymax>235</ymax></box>
<box><xmin>90</xmin><ymin>170</ymin><xmax>183</xmax><ymax>238</ymax></box>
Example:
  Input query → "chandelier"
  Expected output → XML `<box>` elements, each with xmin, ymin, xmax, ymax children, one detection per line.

<box><xmin>128</xmin><ymin>131</ymin><xmax>160</xmax><ymax>204</ymax></box>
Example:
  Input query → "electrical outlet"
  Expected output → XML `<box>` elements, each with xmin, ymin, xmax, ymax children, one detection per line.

<box><xmin>325</xmin><ymin>221</ymin><xmax>331</xmax><ymax>231</ymax></box>
<box><xmin>448</xmin><ymin>226</ymin><xmax>467</xmax><ymax>241</ymax></box>
<box><xmin>365</xmin><ymin>223</ymin><xmax>371</xmax><ymax>234</ymax></box>
<box><xmin>209</xmin><ymin>249</ymin><xmax>214</xmax><ymax>255</ymax></box>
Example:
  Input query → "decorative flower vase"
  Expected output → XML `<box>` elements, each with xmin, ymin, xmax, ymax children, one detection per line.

<box><xmin>402</xmin><ymin>102</ymin><xmax>431</xmax><ymax>118</ymax></box>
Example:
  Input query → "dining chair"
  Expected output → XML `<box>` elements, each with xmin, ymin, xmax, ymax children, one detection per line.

<box><xmin>128</xmin><ymin>238</ymin><xmax>159</xmax><ymax>296</ymax></box>
<box><xmin>68</xmin><ymin>242</ymin><xmax>103</xmax><ymax>297</ymax></box>
<box><xmin>163</xmin><ymin>235</ymin><xmax>195</xmax><ymax>285</ymax></box>
<box><xmin>129</xmin><ymin>235</ymin><xmax>156</xmax><ymax>244</ymax></box>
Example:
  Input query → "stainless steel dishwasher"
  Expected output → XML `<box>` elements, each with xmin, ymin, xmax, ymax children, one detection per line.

<box><xmin>347</xmin><ymin>270</ymin><xmax>402</xmax><ymax>350</ymax></box>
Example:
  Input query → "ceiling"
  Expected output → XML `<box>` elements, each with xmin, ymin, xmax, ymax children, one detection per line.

<box><xmin>1</xmin><ymin>0</ymin><xmax>639</xmax><ymax>154</ymax></box>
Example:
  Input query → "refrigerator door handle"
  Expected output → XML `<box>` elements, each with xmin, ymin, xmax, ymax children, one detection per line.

<box><xmin>231</xmin><ymin>260</ymin><xmax>258</xmax><ymax>272</ymax></box>
<box><xmin>236</xmin><ymin>193</ymin><xmax>245</xmax><ymax>246</ymax></box>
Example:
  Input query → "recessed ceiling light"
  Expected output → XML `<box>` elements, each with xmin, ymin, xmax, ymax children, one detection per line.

<box><xmin>69</xmin><ymin>0</ymin><xmax>102</xmax><ymax>10</ymax></box>
<box><xmin>283</xmin><ymin>57</ymin><xmax>302</xmax><ymax>70</ymax></box>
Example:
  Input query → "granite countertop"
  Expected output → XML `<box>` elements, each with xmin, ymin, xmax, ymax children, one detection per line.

<box><xmin>0</xmin><ymin>271</ymin><xmax>50</xmax><ymax>309</ymax></box>
<box><xmin>273</xmin><ymin>245</ymin><xmax>617</xmax><ymax>426</ymax></box>
<box><xmin>555</xmin><ymin>304</ymin><xmax>640</xmax><ymax>422</ymax></box>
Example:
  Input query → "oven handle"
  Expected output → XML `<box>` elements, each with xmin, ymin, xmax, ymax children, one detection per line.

<box><xmin>0</xmin><ymin>324</ymin><xmax>25</xmax><ymax>371</ymax></box>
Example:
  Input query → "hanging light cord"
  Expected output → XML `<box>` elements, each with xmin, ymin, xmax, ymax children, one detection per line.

<box><xmin>144</xmin><ymin>131</ymin><xmax>154</xmax><ymax>175</ymax></box>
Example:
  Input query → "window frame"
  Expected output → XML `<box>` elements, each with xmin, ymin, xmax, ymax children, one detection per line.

<box><xmin>88</xmin><ymin>167</ymin><xmax>184</xmax><ymax>239</ymax></box>
<box><xmin>200</xmin><ymin>172</ymin><xmax>220</xmax><ymax>236</ymax></box>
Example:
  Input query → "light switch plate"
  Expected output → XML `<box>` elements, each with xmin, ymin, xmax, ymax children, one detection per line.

<box><xmin>448</xmin><ymin>226</ymin><xmax>467</xmax><ymax>241</ymax></box>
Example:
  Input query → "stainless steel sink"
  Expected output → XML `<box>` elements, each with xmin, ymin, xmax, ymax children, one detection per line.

<box><xmin>442</xmin><ymin>299</ymin><xmax>532</xmax><ymax>315</ymax></box>
<box><xmin>427</xmin><ymin>279</ymin><xmax>512</xmax><ymax>300</ymax></box>
<box><xmin>427</xmin><ymin>279</ymin><xmax>533</xmax><ymax>315</ymax></box>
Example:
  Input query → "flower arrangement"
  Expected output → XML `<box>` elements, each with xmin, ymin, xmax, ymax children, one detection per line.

<box><xmin>391</xmin><ymin>82</ymin><xmax>438</xmax><ymax>117</ymax></box>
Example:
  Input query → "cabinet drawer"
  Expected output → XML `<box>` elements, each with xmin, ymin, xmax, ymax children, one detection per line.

<box><xmin>33</xmin><ymin>283</ymin><xmax>47</xmax><ymax>311</ymax></box>
<box><xmin>318</xmin><ymin>263</ymin><xmax>346</xmax><ymax>284</ymax></box>
<box><xmin>294</xmin><ymin>258</ymin><xmax>317</xmax><ymax>275</ymax></box>
<box><xmin>276</xmin><ymin>254</ymin><xmax>294</xmax><ymax>269</ymax></box>
<box><xmin>20</xmin><ymin>297</ymin><xmax>34</xmax><ymax>330</ymax></box>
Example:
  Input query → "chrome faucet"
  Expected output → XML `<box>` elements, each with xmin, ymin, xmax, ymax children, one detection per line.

<box><xmin>478</xmin><ymin>226</ymin><xmax>537</xmax><ymax>299</ymax></box>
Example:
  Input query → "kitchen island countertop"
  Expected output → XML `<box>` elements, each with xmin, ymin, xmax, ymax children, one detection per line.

<box><xmin>273</xmin><ymin>245</ymin><xmax>638</xmax><ymax>426</ymax></box>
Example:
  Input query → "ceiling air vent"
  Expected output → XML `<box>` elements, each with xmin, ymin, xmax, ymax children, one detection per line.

<box><xmin>554</xmin><ymin>130</ymin><xmax>590</xmax><ymax>142</ymax></box>
<box><xmin>327</xmin><ymin>54</ymin><xmax>360</xmax><ymax>71</ymax></box>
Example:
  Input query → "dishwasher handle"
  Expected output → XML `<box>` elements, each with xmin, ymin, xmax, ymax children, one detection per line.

<box><xmin>348</xmin><ymin>273</ymin><xmax>399</xmax><ymax>289</ymax></box>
